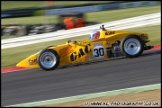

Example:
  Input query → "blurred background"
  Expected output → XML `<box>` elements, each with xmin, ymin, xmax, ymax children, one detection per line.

<box><xmin>1</xmin><ymin>1</ymin><xmax>160</xmax><ymax>38</ymax></box>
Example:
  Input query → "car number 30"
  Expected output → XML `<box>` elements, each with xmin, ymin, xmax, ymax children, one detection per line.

<box><xmin>93</xmin><ymin>47</ymin><xmax>105</xmax><ymax>58</ymax></box>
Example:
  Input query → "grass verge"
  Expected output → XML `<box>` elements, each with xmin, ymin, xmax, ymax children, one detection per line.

<box><xmin>2</xmin><ymin>1</ymin><xmax>113</xmax><ymax>11</ymax></box>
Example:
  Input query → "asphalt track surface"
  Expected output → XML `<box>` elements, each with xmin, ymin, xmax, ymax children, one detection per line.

<box><xmin>2</xmin><ymin>49</ymin><xmax>161</xmax><ymax>106</ymax></box>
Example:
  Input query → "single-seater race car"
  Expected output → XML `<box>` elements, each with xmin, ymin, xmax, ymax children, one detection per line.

<box><xmin>16</xmin><ymin>25</ymin><xmax>153</xmax><ymax>71</ymax></box>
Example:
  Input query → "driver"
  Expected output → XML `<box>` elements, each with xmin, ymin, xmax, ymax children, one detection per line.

<box><xmin>89</xmin><ymin>30</ymin><xmax>100</xmax><ymax>40</ymax></box>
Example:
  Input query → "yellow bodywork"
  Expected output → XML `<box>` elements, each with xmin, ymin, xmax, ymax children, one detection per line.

<box><xmin>16</xmin><ymin>29</ymin><xmax>149</xmax><ymax>69</ymax></box>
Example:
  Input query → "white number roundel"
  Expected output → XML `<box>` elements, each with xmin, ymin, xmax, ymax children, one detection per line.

<box><xmin>93</xmin><ymin>46</ymin><xmax>105</xmax><ymax>58</ymax></box>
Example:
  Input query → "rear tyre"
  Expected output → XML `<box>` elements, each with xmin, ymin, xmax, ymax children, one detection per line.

<box><xmin>120</xmin><ymin>35</ymin><xmax>144</xmax><ymax>58</ymax></box>
<box><xmin>38</xmin><ymin>49</ymin><xmax>59</xmax><ymax>71</ymax></box>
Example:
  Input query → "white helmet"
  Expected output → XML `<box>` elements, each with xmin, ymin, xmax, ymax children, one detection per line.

<box><xmin>89</xmin><ymin>30</ymin><xmax>100</xmax><ymax>40</ymax></box>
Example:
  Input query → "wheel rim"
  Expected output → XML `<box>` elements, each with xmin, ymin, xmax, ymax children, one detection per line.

<box><xmin>39</xmin><ymin>52</ymin><xmax>57</xmax><ymax>69</ymax></box>
<box><xmin>124</xmin><ymin>38</ymin><xmax>141</xmax><ymax>55</ymax></box>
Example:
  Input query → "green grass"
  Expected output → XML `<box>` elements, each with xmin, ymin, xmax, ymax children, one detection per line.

<box><xmin>1</xmin><ymin>6</ymin><xmax>160</xmax><ymax>25</ymax></box>
<box><xmin>1</xmin><ymin>1</ymin><xmax>46</xmax><ymax>11</ymax></box>
<box><xmin>1</xmin><ymin>1</ymin><xmax>114</xmax><ymax>11</ymax></box>
<box><xmin>1</xmin><ymin>35</ymin><xmax>22</xmax><ymax>39</ymax></box>
<box><xmin>86</xmin><ymin>6</ymin><xmax>160</xmax><ymax>23</ymax></box>
<box><xmin>1</xmin><ymin>25</ymin><xmax>161</xmax><ymax>69</ymax></box>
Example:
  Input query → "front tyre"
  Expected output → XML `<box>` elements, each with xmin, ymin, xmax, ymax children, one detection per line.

<box><xmin>120</xmin><ymin>35</ymin><xmax>144</xmax><ymax>58</ymax></box>
<box><xmin>38</xmin><ymin>49</ymin><xmax>59</xmax><ymax>71</ymax></box>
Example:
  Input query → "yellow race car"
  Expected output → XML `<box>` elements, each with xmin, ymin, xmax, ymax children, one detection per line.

<box><xmin>16</xmin><ymin>25</ymin><xmax>153</xmax><ymax>71</ymax></box>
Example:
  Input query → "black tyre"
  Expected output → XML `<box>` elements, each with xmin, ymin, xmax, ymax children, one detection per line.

<box><xmin>120</xmin><ymin>35</ymin><xmax>144</xmax><ymax>58</ymax></box>
<box><xmin>38</xmin><ymin>49</ymin><xmax>60</xmax><ymax>71</ymax></box>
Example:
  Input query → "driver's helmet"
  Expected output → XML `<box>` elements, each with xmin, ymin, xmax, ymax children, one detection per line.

<box><xmin>89</xmin><ymin>30</ymin><xmax>100</xmax><ymax>40</ymax></box>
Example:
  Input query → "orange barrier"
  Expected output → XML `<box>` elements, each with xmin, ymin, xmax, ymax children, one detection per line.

<box><xmin>63</xmin><ymin>17</ymin><xmax>75</xmax><ymax>29</ymax></box>
<box><xmin>75</xmin><ymin>18</ymin><xmax>85</xmax><ymax>28</ymax></box>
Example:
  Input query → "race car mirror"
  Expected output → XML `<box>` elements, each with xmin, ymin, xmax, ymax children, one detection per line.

<box><xmin>68</xmin><ymin>40</ymin><xmax>71</xmax><ymax>43</ymax></box>
<box><xmin>100</xmin><ymin>25</ymin><xmax>106</xmax><ymax>30</ymax></box>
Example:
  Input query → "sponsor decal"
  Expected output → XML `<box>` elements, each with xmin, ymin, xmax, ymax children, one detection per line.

<box><xmin>105</xmin><ymin>31</ymin><xmax>115</xmax><ymax>35</ymax></box>
<box><xmin>70</xmin><ymin>43</ymin><xmax>91</xmax><ymax>61</ymax></box>
<box><xmin>89</xmin><ymin>56</ymin><xmax>95</xmax><ymax>61</ymax></box>
<box><xmin>93</xmin><ymin>41</ymin><xmax>103</xmax><ymax>47</ymax></box>
<box><xmin>94</xmin><ymin>43</ymin><xmax>102</xmax><ymax>47</ymax></box>
<box><xmin>28</xmin><ymin>59</ymin><xmax>37</xmax><ymax>65</ymax></box>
